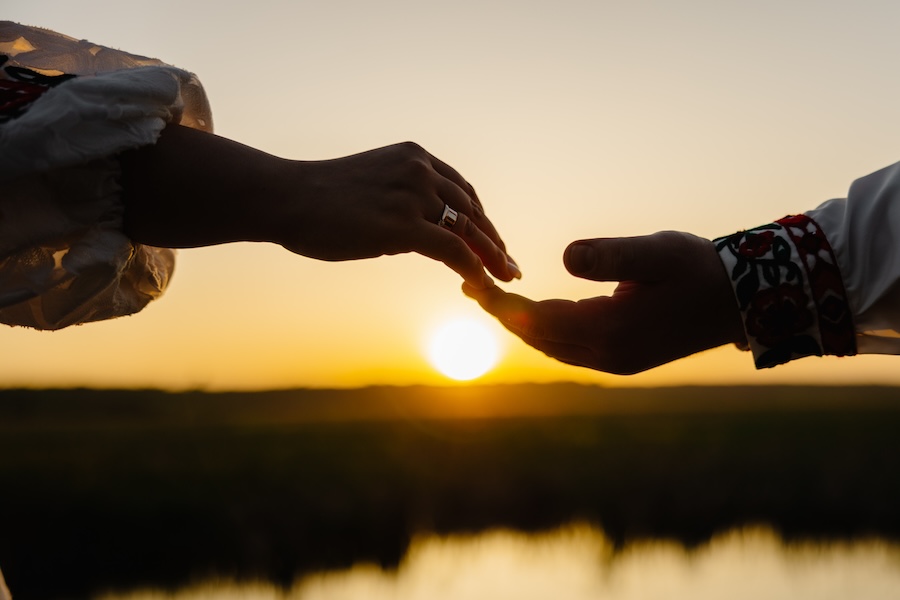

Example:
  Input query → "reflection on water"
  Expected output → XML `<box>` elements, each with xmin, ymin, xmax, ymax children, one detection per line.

<box><xmin>98</xmin><ymin>525</ymin><xmax>900</xmax><ymax>600</ymax></box>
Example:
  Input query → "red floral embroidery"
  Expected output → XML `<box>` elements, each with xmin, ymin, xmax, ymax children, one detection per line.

<box><xmin>796</xmin><ymin>230</ymin><xmax>825</xmax><ymax>256</ymax></box>
<box><xmin>0</xmin><ymin>56</ymin><xmax>77</xmax><ymax>123</ymax></box>
<box><xmin>777</xmin><ymin>214</ymin><xmax>807</xmax><ymax>227</ymax></box>
<box><xmin>715</xmin><ymin>215</ymin><xmax>855</xmax><ymax>369</ymax></box>
<box><xmin>744</xmin><ymin>283</ymin><xmax>814</xmax><ymax>347</ymax></box>
<box><xmin>0</xmin><ymin>78</ymin><xmax>51</xmax><ymax>119</ymax></box>
<box><xmin>737</xmin><ymin>230</ymin><xmax>776</xmax><ymax>258</ymax></box>
<box><xmin>777</xmin><ymin>215</ymin><xmax>855</xmax><ymax>357</ymax></box>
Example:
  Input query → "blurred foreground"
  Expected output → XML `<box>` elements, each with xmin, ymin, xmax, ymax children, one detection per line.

<box><xmin>0</xmin><ymin>385</ymin><xmax>898</xmax><ymax>598</ymax></box>
<box><xmin>96</xmin><ymin>526</ymin><xmax>900</xmax><ymax>600</ymax></box>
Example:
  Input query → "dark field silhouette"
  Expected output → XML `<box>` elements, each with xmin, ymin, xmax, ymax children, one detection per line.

<box><xmin>0</xmin><ymin>384</ymin><xmax>898</xmax><ymax>599</ymax></box>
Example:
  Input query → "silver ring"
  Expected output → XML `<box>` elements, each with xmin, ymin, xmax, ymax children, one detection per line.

<box><xmin>438</xmin><ymin>204</ymin><xmax>459</xmax><ymax>229</ymax></box>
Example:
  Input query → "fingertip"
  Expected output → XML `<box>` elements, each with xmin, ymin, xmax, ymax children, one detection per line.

<box><xmin>564</xmin><ymin>242</ymin><xmax>595</xmax><ymax>276</ymax></box>
<box><xmin>462</xmin><ymin>272</ymin><xmax>495</xmax><ymax>293</ymax></box>
<box><xmin>507</xmin><ymin>257</ymin><xmax>522</xmax><ymax>280</ymax></box>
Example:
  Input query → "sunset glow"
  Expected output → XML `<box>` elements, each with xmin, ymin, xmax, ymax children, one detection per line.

<box><xmin>427</xmin><ymin>318</ymin><xmax>500</xmax><ymax>381</ymax></box>
<box><xmin>4</xmin><ymin>0</ymin><xmax>900</xmax><ymax>389</ymax></box>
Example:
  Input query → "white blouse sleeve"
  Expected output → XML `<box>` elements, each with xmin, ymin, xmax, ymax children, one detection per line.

<box><xmin>806</xmin><ymin>162</ymin><xmax>900</xmax><ymax>354</ymax></box>
<box><xmin>714</xmin><ymin>161</ymin><xmax>900</xmax><ymax>368</ymax></box>
<box><xmin>0</xmin><ymin>21</ymin><xmax>212</xmax><ymax>330</ymax></box>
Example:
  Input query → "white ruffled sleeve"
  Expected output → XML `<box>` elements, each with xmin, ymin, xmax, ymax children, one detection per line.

<box><xmin>0</xmin><ymin>22</ymin><xmax>212</xmax><ymax>330</ymax></box>
<box><xmin>806</xmin><ymin>162</ymin><xmax>900</xmax><ymax>355</ymax></box>
<box><xmin>714</xmin><ymin>161</ymin><xmax>900</xmax><ymax>368</ymax></box>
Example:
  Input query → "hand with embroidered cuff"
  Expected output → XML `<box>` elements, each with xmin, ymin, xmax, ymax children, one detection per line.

<box><xmin>463</xmin><ymin>231</ymin><xmax>746</xmax><ymax>374</ymax></box>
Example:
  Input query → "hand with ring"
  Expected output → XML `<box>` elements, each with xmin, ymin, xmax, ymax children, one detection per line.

<box><xmin>122</xmin><ymin>129</ymin><xmax>521</xmax><ymax>289</ymax></box>
<box><xmin>277</xmin><ymin>141</ymin><xmax>520</xmax><ymax>288</ymax></box>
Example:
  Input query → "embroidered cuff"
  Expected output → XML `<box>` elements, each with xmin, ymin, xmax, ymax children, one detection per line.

<box><xmin>714</xmin><ymin>215</ymin><xmax>856</xmax><ymax>368</ymax></box>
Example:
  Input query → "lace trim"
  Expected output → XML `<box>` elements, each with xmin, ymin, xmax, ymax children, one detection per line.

<box><xmin>714</xmin><ymin>215</ymin><xmax>856</xmax><ymax>368</ymax></box>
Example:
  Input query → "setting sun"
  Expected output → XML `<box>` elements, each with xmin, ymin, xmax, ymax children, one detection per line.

<box><xmin>427</xmin><ymin>317</ymin><xmax>500</xmax><ymax>381</ymax></box>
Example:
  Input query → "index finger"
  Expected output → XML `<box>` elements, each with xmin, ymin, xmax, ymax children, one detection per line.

<box><xmin>461</xmin><ymin>284</ymin><xmax>590</xmax><ymax>344</ymax></box>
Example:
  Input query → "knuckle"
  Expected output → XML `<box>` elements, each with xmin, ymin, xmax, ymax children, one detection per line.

<box><xmin>653</xmin><ymin>230</ymin><xmax>700</xmax><ymax>265</ymax></box>
<box><xmin>405</xmin><ymin>156</ymin><xmax>434</xmax><ymax>184</ymax></box>
<box><xmin>464</xmin><ymin>179</ymin><xmax>479</xmax><ymax>200</ymax></box>
<box><xmin>444</xmin><ymin>233</ymin><xmax>479</xmax><ymax>264</ymax></box>
<box><xmin>388</xmin><ymin>143</ymin><xmax>433</xmax><ymax>184</ymax></box>
<box><xmin>459</xmin><ymin>195</ymin><xmax>474</xmax><ymax>215</ymax></box>
<box><xmin>494</xmin><ymin>246</ymin><xmax>506</xmax><ymax>264</ymax></box>
<box><xmin>612</xmin><ymin>242</ymin><xmax>639</xmax><ymax>273</ymax></box>
<box><xmin>396</xmin><ymin>140</ymin><xmax>425</xmax><ymax>155</ymax></box>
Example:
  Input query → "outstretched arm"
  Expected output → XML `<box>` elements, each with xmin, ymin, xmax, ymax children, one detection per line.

<box><xmin>467</xmin><ymin>160</ymin><xmax>900</xmax><ymax>373</ymax></box>
<box><xmin>121</xmin><ymin>124</ymin><xmax>520</xmax><ymax>289</ymax></box>
<box><xmin>463</xmin><ymin>231</ymin><xmax>745</xmax><ymax>374</ymax></box>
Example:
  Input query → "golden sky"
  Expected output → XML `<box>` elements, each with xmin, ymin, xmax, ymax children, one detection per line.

<box><xmin>5</xmin><ymin>0</ymin><xmax>900</xmax><ymax>389</ymax></box>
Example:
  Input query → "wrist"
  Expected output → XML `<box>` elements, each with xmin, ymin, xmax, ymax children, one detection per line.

<box><xmin>264</xmin><ymin>158</ymin><xmax>330</xmax><ymax>254</ymax></box>
<box><xmin>122</xmin><ymin>125</ymin><xmax>309</xmax><ymax>248</ymax></box>
<box><xmin>713</xmin><ymin>216</ymin><xmax>856</xmax><ymax>368</ymax></box>
<box><xmin>707</xmin><ymin>240</ymin><xmax>749</xmax><ymax>348</ymax></box>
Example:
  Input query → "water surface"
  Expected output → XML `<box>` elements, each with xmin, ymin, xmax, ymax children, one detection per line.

<box><xmin>98</xmin><ymin>525</ymin><xmax>900</xmax><ymax>600</ymax></box>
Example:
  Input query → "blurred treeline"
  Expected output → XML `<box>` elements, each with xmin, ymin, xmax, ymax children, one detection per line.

<box><xmin>0</xmin><ymin>384</ymin><xmax>898</xmax><ymax>599</ymax></box>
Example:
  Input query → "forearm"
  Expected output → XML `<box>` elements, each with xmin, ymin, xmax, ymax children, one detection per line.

<box><xmin>119</xmin><ymin>127</ymin><xmax>515</xmax><ymax>286</ymax></box>
<box><xmin>120</xmin><ymin>124</ymin><xmax>301</xmax><ymax>248</ymax></box>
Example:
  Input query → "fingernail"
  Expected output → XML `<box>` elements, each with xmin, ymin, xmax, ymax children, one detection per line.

<box><xmin>507</xmin><ymin>259</ymin><xmax>522</xmax><ymax>280</ymax></box>
<box><xmin>565</xmin><ymin>243</ymin><xmax>594</xmax><ymax>274</ymax></box>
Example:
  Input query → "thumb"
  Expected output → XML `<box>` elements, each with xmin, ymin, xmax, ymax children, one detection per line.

<box><xmin>563</xmin><ymin>234</ymin><xmax>672</xmax><ymax>282</ymax></box>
